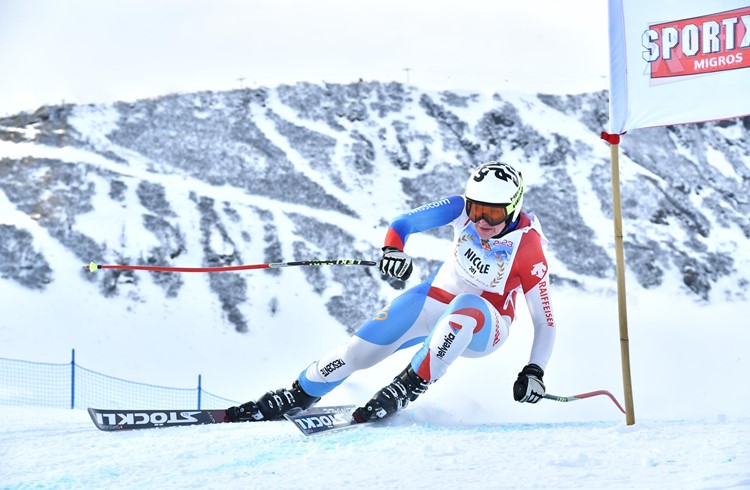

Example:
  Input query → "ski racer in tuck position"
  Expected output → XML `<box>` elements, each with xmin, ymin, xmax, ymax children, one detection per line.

<box><xmin>226</xmin><ymin>161</ymin><xmax>556</xmax><ymax>424</ymax></box>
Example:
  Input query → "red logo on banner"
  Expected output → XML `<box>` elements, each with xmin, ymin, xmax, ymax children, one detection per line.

<box><xmin>642</xmin><ymin>6</ymin><xmax>750</xmax><ymax>78</ymax></box>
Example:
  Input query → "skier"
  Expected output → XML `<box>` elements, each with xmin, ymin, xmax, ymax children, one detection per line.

<box><xmin>226</xmin><ymin>161</ymin><xmax>555</xmax><ymax>424</ymax></box>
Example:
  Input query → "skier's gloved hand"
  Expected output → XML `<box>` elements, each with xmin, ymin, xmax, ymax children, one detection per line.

<box><xmin>513</xmin><ymin>363</ymin><xmax>545</xmax><ymax>403</ymax></box>
<box><xmin>378</xmin><ymin>246</ymin><xmax>413</xmax><ymax>280</ymax></box>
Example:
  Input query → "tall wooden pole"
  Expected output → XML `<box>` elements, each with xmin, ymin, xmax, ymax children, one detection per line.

<box><xmin>610</xmin><ymin>141</ymin><xmax>636</xmax><ymax>425</ymax></box>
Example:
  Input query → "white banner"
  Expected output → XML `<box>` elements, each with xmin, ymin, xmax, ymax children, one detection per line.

<box><xmin>608</xmin><ymin>0</ymin><xmax>750</xmax><ymax>133</ymax></box>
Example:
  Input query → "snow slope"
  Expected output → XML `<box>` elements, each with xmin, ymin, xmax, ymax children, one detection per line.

<box><xmin>2</xmin><ymin>284</ymin><xmax>749</xmax><ymax>489</ymax></box>
<box><xmin>1</xmin><ymin>406</ymin><xmax>748</xmax><ymax>489</ymax></box>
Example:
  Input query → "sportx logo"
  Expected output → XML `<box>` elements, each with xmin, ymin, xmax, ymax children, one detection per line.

<box><xmin>642</xmin><ymin>6</ymin><xmax>750</xmax><ymax>78</ymax></box>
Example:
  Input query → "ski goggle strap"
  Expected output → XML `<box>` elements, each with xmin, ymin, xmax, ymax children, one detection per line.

<box><xmin>465</xmin><ymin>200</ymin><xmax>508</xmax><ymax>226</ymax></box>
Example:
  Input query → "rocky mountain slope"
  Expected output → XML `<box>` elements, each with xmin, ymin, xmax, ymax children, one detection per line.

<box><xmin>1</xmin><ymin>82</ymin><xmax>748</xmax><ymax>333</ymax></box>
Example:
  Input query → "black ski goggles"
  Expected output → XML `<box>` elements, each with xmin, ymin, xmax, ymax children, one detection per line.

<box><xmin>465</xmin><ymin>199</ymin><xmax>509</xmax><ymax>226</ymax></box>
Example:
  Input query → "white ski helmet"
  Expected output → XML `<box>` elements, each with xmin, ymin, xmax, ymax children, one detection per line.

<box><xmin>464</xmin><ymin>161</ymin><xmax>524</xmax><ymax>225</ymax></box>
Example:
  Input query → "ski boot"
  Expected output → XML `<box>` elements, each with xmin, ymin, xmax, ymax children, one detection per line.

<box><xmin>352</xmin><ymin>365</ymin><xmax>430</xmax><ymax>423</ymax></box>
<box><xmin>225</xmin><ymin>380</ymin><xmax>320</xmax><ymax>422</ymax></box>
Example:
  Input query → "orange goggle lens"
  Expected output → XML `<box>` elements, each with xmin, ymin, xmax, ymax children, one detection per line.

<box><xmin>466</xmin><ymin>200</ymin><xmax>508</xmax><ymax>226</ymax></box>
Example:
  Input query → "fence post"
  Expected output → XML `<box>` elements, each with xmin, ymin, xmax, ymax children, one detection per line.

<box><xmin>197</xmin><ymin>374</ymin><xmax>202</xmax><ymax>410</ymax></box>
<box><xmin>70</xmin><ymin>349</ymin><xmax>76</xmax><ymax>409</ymax></box>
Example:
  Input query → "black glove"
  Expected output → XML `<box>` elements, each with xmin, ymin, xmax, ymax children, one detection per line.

<box><xmin>513</xmin><ymin>364</ymin><xmax>545</xmax><ymax>403</ymax></box>
<box><xmin>378</xmin><ymin>246</ymin><xmax>413</xmax><ymax>280</ymax></box>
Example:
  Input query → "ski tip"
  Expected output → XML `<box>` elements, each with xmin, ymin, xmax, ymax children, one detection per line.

<box><xmin>85</xmin><ymin>261</ymin><xmax>99</xmax><ymax>272</ymax></box>
<box><xmin>87</xmin><ymin>407</ymin><xmax>110</xmax><ymax>431</ymax></box>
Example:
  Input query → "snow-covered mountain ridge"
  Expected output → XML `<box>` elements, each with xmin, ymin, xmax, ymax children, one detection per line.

<box><xmin>1</xmin><ymin>81</ymin><xmax>749</xmax><ymax>336</ymax></box>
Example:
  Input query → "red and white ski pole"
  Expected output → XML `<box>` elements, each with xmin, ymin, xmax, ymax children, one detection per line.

<box><xmin>544</xmin><ymin>390</ymin><xmax>626</xmax><ymax>414</ymax></box>
<box><xmin>83</xmin><ymin>259</ymin><xmax>377</xmax><ymax>273</ymax></box>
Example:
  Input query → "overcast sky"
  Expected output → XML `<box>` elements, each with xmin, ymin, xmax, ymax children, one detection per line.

<box><xmin>0</xmin><ymin>0</ymin><xmax>609</xmax><ymax>116</ymax></box>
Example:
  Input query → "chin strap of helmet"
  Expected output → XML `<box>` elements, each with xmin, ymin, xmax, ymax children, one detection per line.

<box><xmin>505</xmin><ymin>213</ymin><xmax>521</xmax><ymax>230</ymax></box>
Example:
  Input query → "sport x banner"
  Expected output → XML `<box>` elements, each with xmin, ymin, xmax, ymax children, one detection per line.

<box><xmin>608</xmin><ymin>0</ymin><xmax>750</xmax><ymax>133</ymax></box>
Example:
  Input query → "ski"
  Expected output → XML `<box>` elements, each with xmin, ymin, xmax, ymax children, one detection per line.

<box><xmin>88</xmin><ymin>404</ymin><xmax>361</xmax><ymax>433</ymax></box>
<box><xmin>88</xmin><ymin>407</ymin><xmax>230</xmax><ymax>431</ymax></box>
<box><xmin>284</xmin><ymin>405</ymin><xmax>368</xmax><ymax>436</ymax></box>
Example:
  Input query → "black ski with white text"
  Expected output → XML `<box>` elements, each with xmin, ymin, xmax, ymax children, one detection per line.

<box><xmin>284</xmin><ymin>405</ymin><xmax>374</xmax><ymax>435</ymax></box>
<box><xmin>88</xmin><ymin>405</ymin><xmax>364</xmax><ymax>433</ymax></box>
<box><xmin>88</xmin><ymin>407</ymin><xmax>231</xmax><ymax>431</ymax></box>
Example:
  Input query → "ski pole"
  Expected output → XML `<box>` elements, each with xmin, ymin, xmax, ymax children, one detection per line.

<box><xmin>83</xmin><ymin>259</ymin><xmax>377</xmax><ymax>273</ymax></box>
<box><xmin>543</xmin><ymin>390</ymin><xmax>626</xmax><ymax>414</ymax></box>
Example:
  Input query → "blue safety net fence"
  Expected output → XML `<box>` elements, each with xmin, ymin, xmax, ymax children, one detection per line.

<box><xmin>0</xmin><ymin>350</ymin><xmax>238</xmax><ymax>410</ymax></box>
